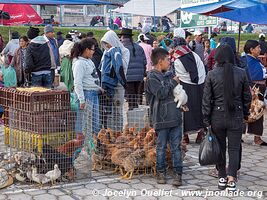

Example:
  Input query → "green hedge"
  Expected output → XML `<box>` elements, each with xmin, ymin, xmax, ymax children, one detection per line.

<box><xmin>0</xmin><ymin>26</ymin><xmax>259</xmax><ymax>51</ymax></box>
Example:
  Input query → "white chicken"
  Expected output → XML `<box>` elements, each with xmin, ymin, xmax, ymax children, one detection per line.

<box><xmin>31</xmin><ymin>166</ymin><xmax>50</xmax><ymax>187</ymax></box>
<box><xmin>173</xmin><ymin>84</ymin><xmax>188</xmax><ymax>108</ymax></box>
<box><xmin>45</xmin><ymin>164</ymin><xmax>61</xmax><ymax>185</ymax></box>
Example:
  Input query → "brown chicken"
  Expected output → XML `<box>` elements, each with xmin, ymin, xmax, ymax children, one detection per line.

<box><xmin>121</xmin><ymin>149</ymin><xmax>146</xmax><ymax>179</ymax></box>
<box><xmin>111</xmin><ymin>147</ymin><xmax>132</xmax><ymax>175</ymax></box>
<box><xmin>92</xmin><ymin>135</ymin><xmax>106</xmax><ymax>171</ymax></box>
<box><xmin>57</xmin><ymin>133</ymin><xmax>84</xmax><ymax>158</ymax></box>
<box><xmin>144</xmin><ymin>148</ymin><xmax>156</xmax><ymax>176</ymax></box>
<box><xmin>97</xmin><ymin>129</ymin><xmax>110</xmax><ymax>145</ymax></box>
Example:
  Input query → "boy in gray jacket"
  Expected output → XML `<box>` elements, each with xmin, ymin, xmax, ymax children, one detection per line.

<box><xmin>145</xmin><ymin>48</ymin><xmax>183</xmax><ymax>187</ymax></box>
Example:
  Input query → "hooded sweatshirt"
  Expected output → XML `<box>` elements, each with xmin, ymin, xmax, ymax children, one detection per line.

<box><xmin>25</xmin><ymin>36</ymin><xmax>51</xmax><ymax>74</ymax></box>
<box><xmin>73</xmin><ymin>57</ymin><xmax>101</xmax><ymax>104</ymax></box>
<box><xmin>2</xmin><ymin>39</ymin><xmax>19</xmax><ymax>56</ymax></box>
<box><xmin>100</xmin><ymin>30</ymin><xmax>129</xmax><ymax>91</ymax></box>
<box><xmin>59</xmin><ymin>40</ymin><xmax>74</xmax><ymax>58</ymax></box>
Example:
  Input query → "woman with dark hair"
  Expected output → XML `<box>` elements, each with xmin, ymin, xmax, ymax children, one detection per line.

<box><xmin>119</xmin><ymin>28</ymin><xmax>147</xmax><ymax>110</ymax></box>
<box><xmin>172</xmin><ymin>37</ymin><xmax>206</xmax><ymax>144</ymax></box>
<box><xmin>244</xmin><ymin>40</ymin><xmax>267</xmax><ymax>146</ymax></box>
<box><xmin>71</xmin><ymin>38</ymin><xmax>104</xmax><ymax>135</ymax></box>
<box><xmin>11</xmin><ymin>36</ymin><xmax>29</xmax><ymax>86</ymax></box>
<box><xmin>202</xmin><ymin>44</ymin><xmax>251</xmax><ymax>191</ymax></box>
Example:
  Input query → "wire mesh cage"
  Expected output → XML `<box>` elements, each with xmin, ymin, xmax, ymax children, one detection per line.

<box><xmin>0</xmin><ymin>87</ymin><xmax>93</xmax><ymax>187</ymax></box>
<box><xmin>0</xmin><ymin>87</ymin><xmax>188</xmax><ymax>186</ymax></box>
<box><xmin>88</xmin><ymin>93</ymin><xmax>187</xmax><ymax>180</ymax></box>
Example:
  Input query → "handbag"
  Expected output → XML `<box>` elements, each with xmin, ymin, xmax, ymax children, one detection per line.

<box><xmin>199</xmin><ymin>127</ymin><xmax>222</xmax><ymax>166</ymax></box>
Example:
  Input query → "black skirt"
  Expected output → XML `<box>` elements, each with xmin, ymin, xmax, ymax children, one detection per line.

<box><xmin>248</xmin><ymin>83</ymin><xmax>266</xmax><ymax>136</ymax></box>
<box><xmin>181</xmin><ymin>81</ymin><xmax>205</xmax><ymax>133</ymax></box>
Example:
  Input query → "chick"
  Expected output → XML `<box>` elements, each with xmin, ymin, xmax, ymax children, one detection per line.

<box><xmin>45</xmin><ymin>164</ymin><xmax>61</xmax><ymax>185</ymax></box>
<box><xmin>121</xmin><ymin>149</ymin><xmax>146</xmax><ymax>180</ymax></box>
<box><xmin>31</xmin><ymin>166</ymin><xmax>50</xmax><ymax>187</ymax></box>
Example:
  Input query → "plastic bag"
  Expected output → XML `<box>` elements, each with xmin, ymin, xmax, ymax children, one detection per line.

<box><xmin>1</xmin><ymin>66</ymin><xmax>17</xmax><ymax>87</ymax></box>
<box><xmin>199</xmin><ymin>127</ymin><xmax>222</xmax><ymax>166</ymax></box>
<box><xmin>70</xmin><ymin>92</ymin><xmax>79</xmax><ymax>111</ymax></box>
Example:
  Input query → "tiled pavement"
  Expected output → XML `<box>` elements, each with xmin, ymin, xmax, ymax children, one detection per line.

<box><xmin>0</xmin><ymin>125</ymin><xmax>266</xmax><ymax>200</ymax></box>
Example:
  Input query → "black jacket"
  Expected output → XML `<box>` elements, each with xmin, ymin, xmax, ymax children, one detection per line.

<box><xmin>145</xmin><ymin>70</ymin><xmax>182</xmax><ymax>130</ymax></box>
<box><xmin>25</xmin><ymin>36</ymin><xmax>51</xmax><ymax>73</ymax></box>
<box><xmin>202</xmin><ymin>66</ymin><xmax>252</xmax><ymax>127</ymax></box>
<box><xmin>259</xmin><ymin>39</ymin><xmax>267</xmax><ymax>55</ymax></box>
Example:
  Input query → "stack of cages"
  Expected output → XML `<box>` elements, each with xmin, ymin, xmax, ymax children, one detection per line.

<box><xmin>0</xmin><ymin>87</ymin><xmax>93</xmax><ymax>186</ymax></box>
<box><xmin>90</xmin><ymin>91</ymin><xmax>187</xmax><ymax>180</ymax></box>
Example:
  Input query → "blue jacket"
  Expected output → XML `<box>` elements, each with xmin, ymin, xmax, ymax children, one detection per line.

<box><xmin>101</xmin><ymin>47</ymin><xmax>127</xmax><ymax>94</ymax></box>
<box><xmin>246</xmin><ymin>54</ymin><xmax>265</xmax><ymax>81</ymax></box>
<box><xmin>121</xmin><ymin>38</ymin><xmax>147</xmax><ymax>82</ymax></box>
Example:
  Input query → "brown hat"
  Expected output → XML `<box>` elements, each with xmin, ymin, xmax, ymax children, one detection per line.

<box><xmin>118</xmin><ymin>28</ymin><xmax>134</xmax><ymax>36</ymax></box>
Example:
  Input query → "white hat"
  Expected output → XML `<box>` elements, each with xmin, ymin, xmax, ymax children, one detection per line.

<box><xmin>259</xmin><ymin>33</ymin><xmax>265</xmax><ymax>38</ymax></box>
<box><xmin>194</xmin><ymin>30</ymin><xmax>203</xmax><ymax>36</ymax></box>
<box><xmin>138</xmin><ymin>33</ymin><xmax>150</xmax><ymax>42</ymax></box>
<box><xmin>173</xmin><ymin>28</ymin><xmax>185</xmax><ymax>39</ymax></box>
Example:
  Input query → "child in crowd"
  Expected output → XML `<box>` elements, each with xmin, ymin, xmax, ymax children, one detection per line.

<box><xmin>145</xmin><ymin>48</ymin><xmax>183</xmax><ymax>187</ymax></box>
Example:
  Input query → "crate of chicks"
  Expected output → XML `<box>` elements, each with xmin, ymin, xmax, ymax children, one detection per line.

<box><xmin>91</xmin><ymin>124</ymin><xmax>188</xmax><ymax>180</ymax></box>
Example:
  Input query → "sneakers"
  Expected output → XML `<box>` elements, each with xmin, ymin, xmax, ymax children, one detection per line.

<box><xmin>173</xmin><ymin>173</ymin><xmax>182</xmax><ymax>187</ymax></box>
<box><xmin>157</xmin><ymin>172</ymin><xmax>166</xmax><ymax>184</ymax></box>
<box><xmin>218</xmin><ymin>177</ymin><xmax>227</xmax><ymax>190</ymax></box>
<box><xmin>226</xmin><ymin>181</ymin><xmax>236</xmax><ymax>191</ymax></box>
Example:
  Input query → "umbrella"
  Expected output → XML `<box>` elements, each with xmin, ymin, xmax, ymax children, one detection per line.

<box><xmin>0</xmin><ymin>4</ymin><xmax>43</xmax><ymax>25</ymax></box>
<box><xmin>0</xmin><ymin>10</ymin><xmax>10</xmax><ymax>20</ymax></box>
<box><xmin>214</xmin><ymin>3</ymin><xmax>267</xmax><ymax>25</ymax></box>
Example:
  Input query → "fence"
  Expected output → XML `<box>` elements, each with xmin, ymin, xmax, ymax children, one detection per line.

<box><xmin>0</xmin><ymin>87</ymin><xmax>187</xmax><ymax>187</ymax></box>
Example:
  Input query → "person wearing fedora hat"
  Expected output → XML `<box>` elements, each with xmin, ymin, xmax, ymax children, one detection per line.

<box><xmin>1</xmin><ymin>31</ymin><xmax>20</xmax><ymax>64</ymax></box>
<box><xmin>119</xmin><ymin>28</ymin><xmax>147</xmax><ymax>110</ymax></box>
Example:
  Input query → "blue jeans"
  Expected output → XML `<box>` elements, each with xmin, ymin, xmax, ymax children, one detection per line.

<box><xmin>156</xmin><ymin>126</ymin><xmax>183</xmax><ymax>174</ymax></box>
<box><xmin>31</xmin><ymin>73</ymin><xmax>52</xmax><ymax>88</ymax></box>
<box><xmin>75</xmin><ymin>90</ymin><xmax>100</xmax><ymax>135</ymax></box>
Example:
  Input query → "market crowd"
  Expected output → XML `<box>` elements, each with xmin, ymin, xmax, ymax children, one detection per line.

<box><xmin>0</xmin><ymin>24</ymin><xmax>267</xmax><ymax>191</ymax></box>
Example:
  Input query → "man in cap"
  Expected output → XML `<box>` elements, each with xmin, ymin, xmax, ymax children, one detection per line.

<box><xmin>56</xmin><ymin>31</ymin><xmax>64</xmax><ymax>47</ymax></box>
<box><xmin>25</xmin><ymin>27</ymin><xmax>53</xmax><ymax>88</ymax></box>
<box><xmin>259</xmin><ymin>33</ymin><xmax>267</xmax><ymax>55</ymax></box>
<box><xmin>189</xmin><ymin>30</ymin><xmax>204</xmax><ymax>62</ymax></box>
<box><xmin>44</xmin><ymin>25</ymin><xmax>60</xmax><ymax>86</ymax></box>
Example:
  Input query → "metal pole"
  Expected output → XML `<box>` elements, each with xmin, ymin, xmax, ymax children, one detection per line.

<box><xmin>237</xmin><ymin>22</ymin><xmax>241</xmax><ymax>53</ymax></box>
<box><xmin>153</xmin><ymin>0</ymin><xmax>156</xmax><ymax>32</ymax></box>
<box><xmin>59</xmin><ymin>5</ymin><xmax>63</xmax><ymax>27</ymax></box>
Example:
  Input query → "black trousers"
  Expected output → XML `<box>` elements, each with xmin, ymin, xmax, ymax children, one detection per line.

<box><xmin>125</xmin><ymin>81</ymin><xmax>143</xmax><ymax>110</ymax></box>
<box><xmin>211</xmin><ymin>112</ymin><xmax>243</xmax><ymax>178</ymax></box>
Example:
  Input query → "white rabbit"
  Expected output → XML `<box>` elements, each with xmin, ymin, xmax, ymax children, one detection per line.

<box><xmin>173</xmin><ymin>84</ymin><xmax>188</xmax><ymax>108</ymax></box>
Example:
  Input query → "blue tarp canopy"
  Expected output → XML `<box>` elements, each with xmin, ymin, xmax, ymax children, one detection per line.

<box><xmin>0</xmin><ymin>0</ymin><xmax>120</xmax><ymax>5</ymax></box>
<box><xmin>179</xmin><ymin>0</ymin><xmax>262</xmax><ymax>15</ymax></box>
<box><xmin>214</xmin><ymin>3</ymin><xmax>267</xmax><ymax>25</ymax></box>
